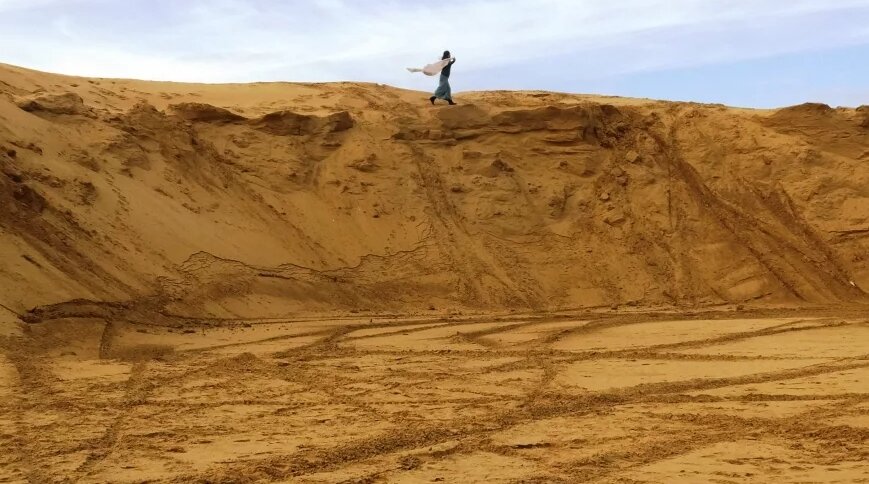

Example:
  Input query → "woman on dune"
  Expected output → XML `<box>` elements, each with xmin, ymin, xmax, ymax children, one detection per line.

<box><xmin>430</xmin><ymin>50</ymin><xmax>457</xmax><ymax>105</ymax></box>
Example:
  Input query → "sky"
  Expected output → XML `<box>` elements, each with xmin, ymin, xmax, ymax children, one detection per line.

<box><xmin>0</xmin><ymin>0</ymin><xmax>868</xmax><ymax>108</ymax></box>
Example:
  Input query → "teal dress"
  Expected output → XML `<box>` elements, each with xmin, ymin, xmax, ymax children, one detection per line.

<box><xmin>434</xmin><ymin>59</ymin><xmax>456</xmax><ymax>101</ymax></box>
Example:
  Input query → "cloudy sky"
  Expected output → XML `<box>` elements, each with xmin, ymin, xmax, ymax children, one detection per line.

<box><xmin>1</xmin><ymin>0</ymin><xmax>868</xmax><ymax>107</ymax></box>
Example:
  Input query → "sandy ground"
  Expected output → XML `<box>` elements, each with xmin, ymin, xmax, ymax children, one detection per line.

<box><xmin>1</xmin><ymin>310</ymin><xmax>866</xmax><ymax>483</ymax></box>
<box><xmin>1</xmin><ymin>64</ymin><xmax>868</xmax><ymax>482</ymax></box>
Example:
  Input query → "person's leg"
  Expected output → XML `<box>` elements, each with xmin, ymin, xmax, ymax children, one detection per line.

<box><xmin>434</xmin><ymin>75</ymin><xmax>449</xmax><ymax>101</ymax></box>
<box><xmin>445</xmin><ymin>81</ymin><xmax>456</xmax><ymax>105</ymax></box>
<box><xmin>430</xmin><ymin>96</ymin><xmax>436</xmax><ymax>105</ymax></box>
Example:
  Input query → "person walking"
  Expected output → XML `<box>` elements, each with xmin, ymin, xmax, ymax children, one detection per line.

<box><xmin>430</xmin><ymin>50</ymin><xmax>457</xmax><ymax>105</ymax></box>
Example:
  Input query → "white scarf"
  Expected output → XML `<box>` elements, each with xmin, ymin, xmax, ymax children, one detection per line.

<box><xmin>407</xmin><ymin>58</ymin><xmax>453</xmax><ymax>76</ymax></box>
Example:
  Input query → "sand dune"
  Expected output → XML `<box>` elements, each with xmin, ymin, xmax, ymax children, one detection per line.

<box><xmin>1</xmin><ymin>64</ymin><xmax>868</xmax><ymax>482</ymax></box>
<box><xmin>1</xmin><ymin>63</ymin><xmax>867</xmax><ymax>320</ymax></box>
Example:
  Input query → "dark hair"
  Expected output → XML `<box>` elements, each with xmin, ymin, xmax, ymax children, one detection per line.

<box><xmin>442</xmin><ymin>50</ymin><xmax>451</xmax><ymax>60</ymax></box>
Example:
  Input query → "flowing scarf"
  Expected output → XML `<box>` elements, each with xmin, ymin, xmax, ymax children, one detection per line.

<box><xmin>407</xmin><ymin>58</ymin><xmax>453</xmax><ymax>76</ymax></box>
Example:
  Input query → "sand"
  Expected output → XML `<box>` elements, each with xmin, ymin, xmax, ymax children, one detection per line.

<box><xmin>1</xmin><ymin>312</ymin><xmax>867</xmax><ymax>482</ymax></box>
<box><xmin>0</xmin><ymin>63</ymin><xmax>867</xmax><ymax>482</ymax></box>
<box><xmin>1</xmin><ymin>63</ymin><xmax>867</xmax><ymax>315</ymax></box>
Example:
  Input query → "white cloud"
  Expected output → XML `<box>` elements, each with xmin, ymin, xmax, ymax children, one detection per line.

<box><xmin>1</xmin><ymin>0</ymin><xmax>868</xmax><ymax>91</ymax></box>
<box><xmin>0</xmin><ymin>0</ymin><xmax>111</xmax><ymax>13</ymax></box>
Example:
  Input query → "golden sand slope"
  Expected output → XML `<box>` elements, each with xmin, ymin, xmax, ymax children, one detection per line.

<box><xmin>1</xmin><ymin>64</ymin><xmax>868</xmax><ymax>483</ymax></box>
<box><xmin>0</xmin><ymin>63</ymin><xmax>867</xmax><ymax>321</ymax></box>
